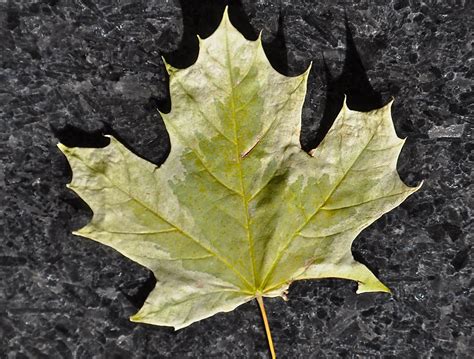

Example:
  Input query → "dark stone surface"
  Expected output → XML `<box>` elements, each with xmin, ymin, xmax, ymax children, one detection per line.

<box><xmin>0</xmin><ymin>0</ymin><xmax>472</xmax><ymax>358</ymax></box>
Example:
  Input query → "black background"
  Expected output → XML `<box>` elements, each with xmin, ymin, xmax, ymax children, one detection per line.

<box><xmin>0</xmin><ymin>0</ymin><xmax>472</xmax><ymax>358</ymax></box>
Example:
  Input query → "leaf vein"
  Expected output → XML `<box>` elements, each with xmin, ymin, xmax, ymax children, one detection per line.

<box><xmin>71</xmin><ymin>152</ymin><xmax>253</xmax><ymax>290</ymax></box>
<box><xmin>260</xmin><ymin>112</ymin><xmax>388</xmax><ymax>289</ymax></box>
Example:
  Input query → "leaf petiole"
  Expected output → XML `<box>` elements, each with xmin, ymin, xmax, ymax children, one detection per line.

<box><xmin>256</xmin><ymin>295</ymin><xmax>276</xmax><ymax>359</ymax></box>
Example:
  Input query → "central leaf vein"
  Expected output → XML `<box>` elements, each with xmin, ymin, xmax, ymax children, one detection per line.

<box><xmin>224</xmin><ymin>20</ymin><xmax>258</xmax><ymax>289</ymax></box>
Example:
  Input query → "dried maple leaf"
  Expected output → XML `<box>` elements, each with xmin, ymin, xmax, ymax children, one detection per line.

<box><xmin>58</xmin><ymin>8</ymin><xmax>421</xmax><ymax>357</ymax></box>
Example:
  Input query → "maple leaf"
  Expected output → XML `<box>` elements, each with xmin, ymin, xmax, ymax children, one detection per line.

<box><xmin>58</xmin><ymin>8</ymin><xmax>421</xmax><ymax>357</ymax></box>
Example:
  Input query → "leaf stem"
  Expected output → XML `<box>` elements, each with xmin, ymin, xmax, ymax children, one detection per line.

<box><xmin>256</xmin><ymin>295</ymin><xmax>276</xmax><ymax>359</ymax></box>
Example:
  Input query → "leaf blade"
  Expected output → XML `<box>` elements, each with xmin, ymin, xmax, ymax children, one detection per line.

<box><xmin>59</xmin><ymin>9</ymin><xmax>421</xmax><ymax>331</ymax></box>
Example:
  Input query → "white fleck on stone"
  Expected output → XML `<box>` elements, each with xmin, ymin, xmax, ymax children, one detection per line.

<box><xmin>428</xmin><ymin>124</ymin><xmax>465</xmax><ymax>139</ymax></box>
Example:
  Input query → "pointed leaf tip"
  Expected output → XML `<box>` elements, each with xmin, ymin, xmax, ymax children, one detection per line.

<box><xmin>357</xmin><ymin>281</ymin><xmax>392</xmax><ymax>294</ymax></box>
<box><xmin>342</xmin><ymin>94</ymin><xmax>348</xmax><ymax>108</ymax></box>
<box><xmin>305</xmin><ymin>61</ymin><xmax>313</xmax><ymax>76</ymax></box>
<box><xmin>57</xmin><ymin>143</ymin><xmax>67</xmax><ymax>152</ymax></box>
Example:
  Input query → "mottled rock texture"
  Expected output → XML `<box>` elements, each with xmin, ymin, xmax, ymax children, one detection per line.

<box><xmin>0</xmin><ymin>0</ymin><xmax>472</xmax><ymax>358</ymax></box>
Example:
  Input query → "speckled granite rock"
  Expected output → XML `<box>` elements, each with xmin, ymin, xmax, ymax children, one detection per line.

<box><xmin>0</xmin><ymin>0</ymin><xmax>472</xmax><ymax>358</ymax></box>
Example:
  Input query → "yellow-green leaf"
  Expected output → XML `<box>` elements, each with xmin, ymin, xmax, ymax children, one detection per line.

<box><xmin>58</xmin><ymin>8</ymin><xmax>421</xmax><ymax>334</ymax></box>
